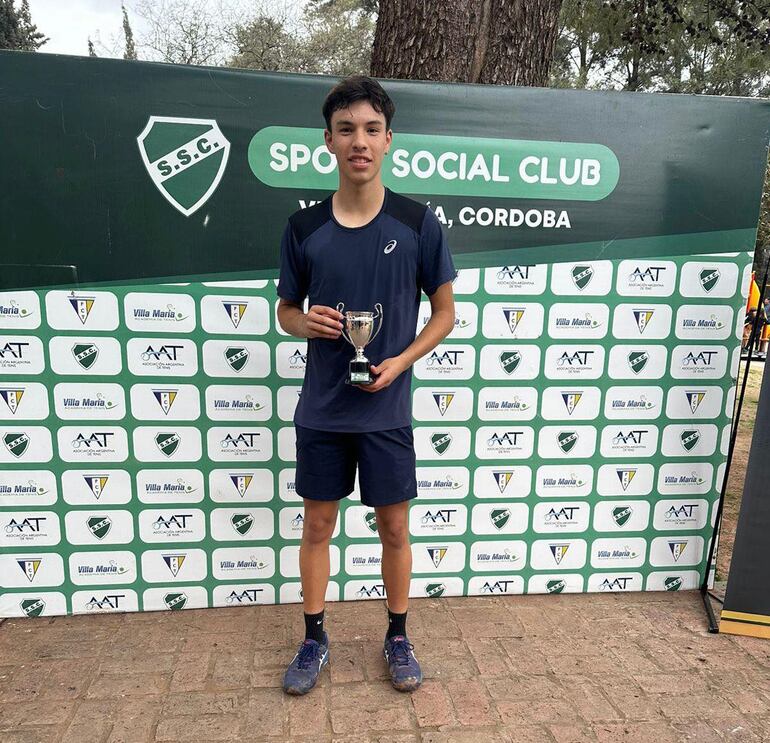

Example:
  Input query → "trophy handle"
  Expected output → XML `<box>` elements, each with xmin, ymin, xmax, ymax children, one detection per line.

<box><xmin>336</xmin><ymin>302</ymin><xmax>354</xmax><ymax>346</ymax></box>
<box><xmin>369</xmin><ymin>303</ymin><xmax>384</xmax><ymax>344</ymax></box>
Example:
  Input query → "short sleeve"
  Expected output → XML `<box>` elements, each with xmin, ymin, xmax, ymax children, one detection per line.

<box><xmin>418</xmin><ymin>208</ymin><xmax>456</xmax><ymax>296</ymax></box>
<box><xmin>277</xmin><ymin>222</ymin><xmax>308</xmax><ymax>303</ymax></box>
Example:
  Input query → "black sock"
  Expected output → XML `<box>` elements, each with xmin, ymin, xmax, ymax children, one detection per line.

<box><xmin>387</xmin><ymin>608</ymin><xmax>407</xmax><ymax>639</ymax></box>
<box><xmin>304</xmin><ymin>610</ymin><xmax>325</xmax><ymax>644</ymax></box>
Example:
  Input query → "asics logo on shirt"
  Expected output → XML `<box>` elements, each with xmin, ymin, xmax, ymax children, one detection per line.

<box><xmin>384</xmin><ymin>240</ymin><xmax>397</xmax><ymax>254</ymax></box>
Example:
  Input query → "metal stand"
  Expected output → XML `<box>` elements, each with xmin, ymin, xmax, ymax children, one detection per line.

<box><xmin>701</xmin><ymin>261</ymin><xmax>769</xmax><ymax>632</ymax></box>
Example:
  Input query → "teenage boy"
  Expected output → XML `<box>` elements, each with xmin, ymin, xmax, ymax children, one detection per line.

<box><xmin>276</xmin><ymin>75</ymin><xmax>456</xmax><ymax>695</ymax></box>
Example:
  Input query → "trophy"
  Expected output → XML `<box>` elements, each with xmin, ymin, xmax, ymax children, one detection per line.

<box><xmin>336</xmin><ymin>302</ymin><xmax>383</xmax><ymax>385</ymax></box>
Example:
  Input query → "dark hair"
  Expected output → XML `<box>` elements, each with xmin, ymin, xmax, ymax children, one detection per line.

<box><xmin>322</xmin><ymin>75</ymin><xmax>395</xmax><ymax>131</ymax></box>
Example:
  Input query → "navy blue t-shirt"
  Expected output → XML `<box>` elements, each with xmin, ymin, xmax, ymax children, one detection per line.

<box><xmin>277</xmin><ymin>189</ymin><xmax>455</xmax><ymax>433</ymax></box>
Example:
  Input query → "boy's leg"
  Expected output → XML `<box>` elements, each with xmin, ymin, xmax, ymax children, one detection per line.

<box><xmin>375</xmin><ymin>500</ymin><xmax>411</xmax><ymax>614</ymax></box>
<box><xmin>300</xmin><ymin>498</ymin><xmax>340</xmax><ymax>613</ymax></box>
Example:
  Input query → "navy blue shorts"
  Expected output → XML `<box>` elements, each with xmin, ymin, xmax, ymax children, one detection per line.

<box><xmin>295</xmin><ymin>424</ymin><xmax>418</xmax><ymax>507</ymax></box>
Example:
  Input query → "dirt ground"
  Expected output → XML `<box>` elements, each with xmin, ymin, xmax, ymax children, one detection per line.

<box><xmin>716</xmin><ymin>363</ymin><xmax>765</xmax><ymax>581</ymax></box>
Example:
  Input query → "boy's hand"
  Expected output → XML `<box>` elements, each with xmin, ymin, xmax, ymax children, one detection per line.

<box><xmin>303</xmin><ymin>305</ymin><xmax>344</xmax><ymax>339</ymax></box>
<box><xmin>361</xmin><ymin>356</ymin><xmax>408</xmax><ymax>393</ymax></box>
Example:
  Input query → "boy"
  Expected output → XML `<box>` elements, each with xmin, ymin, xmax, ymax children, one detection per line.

<box><xmin>276</xmin><ymin>75</ymin><xmax>456</xmax><ymax>695</ymax></box>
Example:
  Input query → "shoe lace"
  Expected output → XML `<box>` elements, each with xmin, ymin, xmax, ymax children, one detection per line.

<box><xmin>390</xmin><ymin>638</ymin><xmax>414</xmax><ymax>667</ymax></box>
<box><xmin>296</xmin><ymin>641</ymin><xmax>320</xmax><ymax>670</ymax></box>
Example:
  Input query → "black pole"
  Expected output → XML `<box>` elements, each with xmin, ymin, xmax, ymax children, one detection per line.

<box><xmin>701</xmin><ymin>257</ymin><xmax>769</xmax><ymax>632</ymax></box>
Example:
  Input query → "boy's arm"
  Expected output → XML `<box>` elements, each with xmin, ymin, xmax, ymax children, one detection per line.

<box><xmin>362</xmin><ymin>281</ymin><xmax>455</xmax><ymax>393</ymax></box>
<box><xmin>277</xmin><ymin>298</ymin><xmax>344</xmax><ymax>340</ymax></box>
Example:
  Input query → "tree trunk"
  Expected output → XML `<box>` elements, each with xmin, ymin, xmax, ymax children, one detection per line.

<box><xmin>370</xmin><ymin>0</ymin><xmax>563</xmax><ymax>86</ymax></box>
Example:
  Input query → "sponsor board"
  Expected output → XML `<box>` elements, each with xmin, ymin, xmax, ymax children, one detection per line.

<box><xmin>529</xmin><ymin>538</ymin><xmax>587</xmax><ymax>569</ymax></box>
<box><xmin>537</xmin><ymin>426</ymin><xmax>597</xmax><ymax>459</ymax></box>
<box><xmin>656</xmin><ymin>462</ymin><xmax>714</xmax><ymax>496</ymax></box>
<box><xmin>140</xmin><ymin>549</ymin><xmax>208</xmax><ymax>583</ymax></box>
<box><xmin>527</xmin><ymin>574</ymin><xmax>585</xmax><ymax>594</ymax></box>
<box><xmin>50</xmin><ymin>336</ymin><xmax>123</xmax><ymax>376</ymax></box>
<box><xmin>0</xmin><ymin>382</ymin><xmax>49</xmax><ymax>420</ymax></box>
<box><xmin>645</xmin><ymin>571</ymin><xmax>701</xmax><ymax>591</ymax></box>
<box><xmin>0</xmin><ymin>427</ymin><xmax>53</xmax><ymax>463</ymax></box>
<box><xmin>200</xmin><ymin>295</ymin><xmax>270</xmax><ymax>335</ymax></box>
<box><xmin>547</xmin><ymin>303</ymin><xmax>610</xmax><ymax>339</ymax></box>
<box><xmin>61</xmin><ymin>470</ymin><xmax>132</xmax><ymax>505</ymax></box>
<box><xmin>206</xmin><ymin>427</ymin><xmax>272</xmax><ymax>462</ymax></box>
<box><xmin>68</xmin><ymin>551</ymin><xmax>137</xmax><ymax>585</ymax></box>
<box><xmin>543</xmin><ymin>345</ymin><xmax>605</xmax><ymax>379</ymax></box>
<box><xmin>212</xmin><ymin>583</ymin><xmax>276</xmax><ymax>607</ymax></box>
<box><xmin>649</xmin><ymin>536</ymin><xmax>705</xmax><ymax>567</ymax></box>
<box><xmin>590</xmin><ymin>538</ymin><xmax>647</xmax><ymax>568</ymax></box>
<box><xmin>415</xmin><ymin>466</ymin><xmax>469</xmax><ymax>499</ymax></box>
<box><xmin>142</xmin><ymin>586</ymin><xmax>208</xmax><ymax>611</ymax></box>
<box><xmin>408</xmin><ymin>576</ymin><xmax>465</xmax><ymax>599</ymax></box>
<box><xmin>670</xmin><ymin>345</ymin><xmax>728</xmax><ymax>379</ymax></box>
<box><xmin>414</xmin><ymin>426</ymin><xmax>472</xmax><ymax>460</ymax></box>
<box><xmin>275</xmin><ymin>342</ymin><xmax>308</xmax><ymax>378</ymax></box>
<box><xmin>535</xmin><ymin>465</ymin><xmax>594</xmax><ymax>498</ymax></box>
<box><xmin>660</xmin><ymin>424</ymin><xmax>718</xmax><ymax>457</ymax></box>
<box><xmin>452</xmin><ymin>269</ymin><xmax>480</xmax><ymax>295</ymax></box>
<box><xmin>611</xmin><ymin>304</ymin><xmax>672</xmax><ymax>339</ymax></box>
<box><xmin>550</xmin><ymin>261</ymin><xmax>614</xmax><ymax>296</ymax></box>
<box><xmin>204</xmin><ymin>385</ymin><xmax>272</xmax><ymax>421</ymax></box>
<box><xmin>588</xmin><ymin>572</ymin><xmax>644</xmax><ymax>591</ymax></box>
<box><xmin>540</xmin><ymin>386</ymin><xmax>601</xmax><ymax>421</ymax></box>
<box><xmin>210</xmin><ymin>507</ymin><xmax>274</xmax><ymax>541</ymax></box>
<box><xmin>606</xmin><ymin>345</ymin><xmax>667</xmax><ymax>379</ymax></box>
<box><xmin>475</xmin><ymin>426</ymin><xmax>535</xmax><ymax>459</ymax></box>
<box><xmin>276</xmin><ymin>386</ymin><xmax>302</xmax><ymax>421</ymax></box>
<box><xmin>679</xmin><ymin>262</ymin><xmax>739</xmax><ymax>298</ymax></box>
<box><xmin>202</xmin><ymin>340</ymin><xmax>271</xmax><ymax>378</ymax></box>
<box><xmin>63</xmin><ymin>510</ymin><xmax>134</xmax><ymax>545</ymax></box>
<box><xmin>484</xmin><ymin>264</ymin><xmax>548</xmax><ymax>295</ymax></box>
<box><xmin>0</xmin><ymin>554</ymin><xmax>66</xmax><ymax>588</ymax></box>
<box><xmin>413</xmin><ymin>387</ymin><xmax>474</xmax><ymax>421</ymax></box>
<box><xmin>0</xmin><ymin>336</ymin><xmax>45</xmax><ymax>375</ymax></box>
<box><xmin>344</xmin><ymin>543</ymin><xmax>384</xmax><ymax>575</ymax></box>
<box><xmin>277</xmin><ymin>427</ymin><xmax>296</xmax><ymax>462</ymax></box>
<box><xmin>615</xmin><ymin>261</ymin><xmax>677</xmax><ymax>296</ymax></box>
<box><xmin>473</xmin><ymin>466</ymin><xmax>531</xmax><ymax>499</ymax></box>
<box><xmin>208</xmin><ymin>469</ymin><xmax>273</xmax><ymax>503</ymax></box>
<box><xmin>46</xmin><ymin>290</ymin><xmax>119</xmax><ymax>331</ymax></box>
<box><xmin>0</xmin><ymin>591</ymin><xmax>68</xmax><ymax>617</ymax></box>
<box><xmin>129</xmin><ymin>384</ymin><xmax>201</xmax><ymax>421</ymax></box>
<box><xmin>409</xmin><ymin>504</ymin><xmax>468</xmax><ymax>537</ymax></box>
<box><xmin>675</xmin><ymin>305</ymin><xmax>733</xmax><ymax>340</ymax></box>
<box><xmin>477</xmin><ymin>386</ymin><xmax>538</xmax><ymax>421</ymax></box>
<box><xmin>603</xmin><ymin>386</ymin><xmax>663</xmax><ymax>420</ymax></box>
<box><xmin>665</xmin><ymin>386</ymin><xmax>724</xmax><ymax>419</ymax></box>
<box><xmin>481</xmin><ymin>303</ymin><xmax>545</xmax><ymax>339</ymax></box>
<box><xmin>0</xmin><ymin>291</ymin><xmax>41</xmax><ymax>329</ymax></box>
<box><xmin>132</xmin><ymin>426</ymin><xmax>202</xmax><ymax>462</ymax></box>
<box><xmin>532</xmin><ymin>502</ymin><xmax>590</xmax><ymax>533</ymax></box>
<box><xmin>124</xmin><ymin>292</ymin><xmax>196</xmax><ymax>333</ymax></box>
<box><xmin>53</xmin><ymin>383</ymin><xmax>125</xmax><ymax>421</ymax></box>
<box><xmin>0</xmin><ymin>470</ymin><xmax>57</xmax><ymax>507</ymax></box>
<box><xmin>127</xmin><ymin>338</ymin><xmax>198</xmax><ymax>377</ymax></box>
<box><xmin>652</xmin><ymin>499</ymin><xmax>709</xmax><ymax>530</ymax></box>
<box><xmin>0</xmin><ymin>511</ymin><xmax>61</xmax><ymax>547</ymax></box>
<box><xmin>212</xmin><ymin>547</ymin><xmax>275</xmax><ymax>580</ymax></box>
<box><xmin>414</xmin><ymin>344</ymin><xmax>476</xmax><ymax>380</ymax></box>
<box><xmin>469</xmin><ymin>540</ymin><xmax>526</xmax><ymax>572</ymax></box>
<box><xmin>57</xmin><ymin>427</ymin><xmax>128</xmax><ymax>463</ymax></box>
<box><xmin>468</xmin><ymin>575</ymin><xmax>525</xmax><ymax>595</ymax></box>
<box><xmin>136</xmin><ymin>469</ymin><xmax>204</xmax><ymax>504</ymax></box>
<box><xmin>71</xmin><ymin>590</ymin><xmax>140</xmax><ymax>614</ymax></box>
<box><xmin>599</xmin><ymin>426</ymin><xmax>659</xmax><ymax>458</ymax></box>
<box><xmin>412</xmin><ymin>542</ymin><xmax>466</xmax><ymax>573</ymax></box>
<box><xmin>470</xmin><ymin>503</ymin><xmax>529</xmax><ymax>535</ymax></box>
<box><xmin>592</xmin><ymin>501</ymin><xmax>651</xmax><ymax>532</ymax></box>
<box><xmin>418</xmin><ymin>301</ymin><xmax>478</xmax><ymax>339</ymax></box>
<box><xmin>479</xmin><ymin>345</ymin><xmax>540</xmax><ymax>380</ymax></box>
<box><xmin>138</xmin><ymin>509</ymin><xmax>206</xmax><ymax>543</ymax></box>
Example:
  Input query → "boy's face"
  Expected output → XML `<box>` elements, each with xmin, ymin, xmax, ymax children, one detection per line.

<box><xmin>325</xmin><ymin>100</ymin><xmax>392</xmax><ymax>188</ymax></box>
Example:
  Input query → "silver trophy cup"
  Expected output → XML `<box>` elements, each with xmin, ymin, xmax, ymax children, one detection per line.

<box><xmin>336</xmin><ymin>302</ymin><xmax>383</xmax><ymax>385</ymax></box>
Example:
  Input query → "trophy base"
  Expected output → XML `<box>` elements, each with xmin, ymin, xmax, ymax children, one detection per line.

<box><xmin>346</xmin><ymin>358</ymin><xmax>373</xmax><ymax>385</ymax></box>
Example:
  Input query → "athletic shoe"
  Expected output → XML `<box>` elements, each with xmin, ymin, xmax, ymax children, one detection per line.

<box><xmin>283</xmin><ymin>632</ymin><xmax>329</xmax><ymax>695</ymax></box>
<box><xmin>383</xmin><ymin>634</ymin><xmax>422</xmax><ymax>692</ymax></box>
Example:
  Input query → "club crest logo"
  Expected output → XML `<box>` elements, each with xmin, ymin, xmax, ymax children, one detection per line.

<box><xmin>68</xmin><ymin>293</ymin><xmax>95</xmax><ymax>325</ymax></box>
<box><xmin>83</xmin><ymin>475</ymin><xmax>109</xmax><ymax>499</ymax></box>
<box><xmin>153</xmin><ymin>390</ymin><xmax>178</xmax><ymax>416</ymax></box>
<box><xmin>432</xmin><ymin>393</ymin><xmax>455</xmax><ymax>417</ymax></box>
<box><xmin>231</xmin><ymin>513</ymin><xmax>254</xmax><ymax>536</ymax></box>
<box><xmin>427</xmin><ymin>546</ymin><xmax>447</xmax><ymax>568</ymax></box>
<box><xmin>88</xmin><ymin>516</ymin><xmax>112</xmax><ymax>540</ymax></box>
<box><xmin>616</xmin><ymin>468</ymin><xmax>637</xmax><ymax>491</ymax></box>
<box><xmin>229</xmin><ymin>474</ymin><xmax>253</xmax><ymax>497</ymax></box>
<box><xmin>612</xmin><ymin>506</ymin><xmax>632</xmax><ymax>527</ymax></box>
<box><xmin>627</xmin><ymin>351</ymin><xmax>649</xmax><ymax>375</ymax></box>
<box><xmin>222</xmin><ymin>302</ymin><xmax>248</xmax><ymax>328</ymax></box>
<box><xmin>20</xmin><ymin>597</ymin><xmax>45</xmax><ymax>617</ymax></box>
<box><xmin>633</xmin><ymin>309</ymin><xmax>655</xmax><ymax>334</ymax></box>
<box><xmin>550</xmin><ymin>543</ymin><xmax>570</xmax><ymax>565</ymax></box>
<box><xmin>493</xmin><ymin>470</ymin><xmax>513</xmax><ymax>493</ymax></box>
<box><xmin>72</xmin><ymin>343</ymin><xmax>99</xmax><ymax>370</ymax></box>
<box><xmin>685</xmin><ymin>391</ymin><xmax>706</xmax><ymax>414</ymax></box>
<box><xmin>364</xmin><ymin>511</ymin><xmax>378</xmax><ymax>532</ymax></box>
<box><xmin>137</xmin><ymin>116</ymin><xmax>231</xmax><ymax>217</ymax></box>
<box><xmin>668</xmin><ymin>541</ymin><xmax>688</xmax><ymax>562</ymax></box>
<box><xmin>424</xmin><ymin>583</ymin><xmax>445</xmax><ymax>598</ymax></box>
<box><xmin>680</xmin><ymin>430</ymin><xmax>700</xmax><ymax>452</ymax></box>
<box><xmin>155</xmin><ymin>432</ymin><xmax>181</xmax><ymax>458</ymax></box>
<box><xmin>664</xmin><ymin>576</ymin><xmax>683</xmax><ymax>591</ymax></box>
<box><xmin>17</xmin><ymin>558</ymin><xmax>41</xmax><ymax>582</ymax></box>
<box><xmin>490</xmin><ymin>508</ymin><xmax>511</xmax><ymax>530</ymax></box>
<box><xmin>699</xmin><ymin>268</ymin><xmax>720</xmax><ymax>293</ymax></box>
<box><xmin>4</xmin><ymin>431</ymin><xmax>29</xmax><ymax>458</ymax></box>
<box><xmin>163</xmin><ymin>553</ymin><xmax>186</xmax><ymax>577</ymax></box>
<box><xmin>561</xmin><ymin>392</ymin><xmax>582</xmax><ymax>416</ymax></box>
<box><xmin>571</xmin><ymin>265</ymin><xmax>593</xmax><ymax>290</ymax></box>
<box><xmin>546</xmin><ymin>579</ymin><xmax>566</xmax><ymax>594</ymax></box>
<box><xmin>502</xmin><ymin>307</ymin><xmax>525</xmax><ymax>334</ymax></box>
<box><xmin>557</xmin><ymin>431</ymin><xmax>578</xmax><ymax>454</ymax></box>
<box><xmin>431</xmin><ymin>432</ymin><xmax>452</xmax><ymax>456</ymax></box>
<box><xmin>0</xmin><ymin>388</ymin><xmax>24</xmax><ymax>414</ymax></box>
<box><xmin>164</xmin><ymin>592</ymin><xmax>188</xmax><ymax>610</ymax></box>
<box><xmin>225</xmin><ymin>346</ymin><xmax>249</xmax><ymax>372</ymax></box>
<box><xmin>499</xmin><ymin>350</ymin><xmax>521</xmax><ymax>375</ymax></box>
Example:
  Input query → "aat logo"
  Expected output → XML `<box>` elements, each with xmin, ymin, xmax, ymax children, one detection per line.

<box><xmin>557</xmin><ymin>350</ymin><xmax>594</xmax><ymax>368</ymax></box>
<box><xmin>615</xmin><ymin>467</ymin><xmax>638</xmax><ymax>492</ymax></box>
<box><xmin>680</xmin><ymin>429</ymin><xmax>701</xmax><ymax>452</ymax></box>
<box><xmin>557</xmin><ymin>430</ymin><xmax>578</xmax><ymax>454</ymax></box>
<box><xmin>356</xmin><ymin>584</ymin><xmax>386</xmax><ymax>598</ymax></box>
<box><xmin>632</xmin><ymin>309</ymin><xmax>655</xmax><ymax>334</ymax></box>
<box><xmin>612</xmin><ymin>506</ymin><xmax>632</xmax><ymax>527</ymax></box>
<box><xmin>137</xmin><ymin>116</ymin><xmax>231</xmax><ymax>217</ymax></box>
<box><xmin>17</xmin><ymin>557</ymin><xmax>41</xmax><ymax>582</ymax></box>
<box><xmin>493</xmin><ymin>470</ymin><xmax>513</xmax><ymax>494</ymax></box>
<box><xmin>499</xmin><ymin>350</ymin><xmax>521</xmax><ymax>375</ymax></box>
<box><xmin>0</xmin><ymin>388</ymin><xmax>24</xmax><ymax>415</ymax></box>
<box><xmin>427</xmin><ymin>350</ymin><xmax>463</xmax><ymax>367</ymax></box>
<box><xmin>231</xmin><ymin>513</ymin><xmax>254</xmax><ymax>536</ymax></box>
<box><xmin>599</xmin><ymin>576</ymin><xmax>632</xmax><ymax>591</ymax></box>
<box><xmin>685</xmin><ymin>391</ymin><xmax>706</xmax><ymax>414</ymax></box>
<box><xmin>571</xmin><ymin>265</ymin><xmax>593</xmax><ymax>290</ymax></box>
<box><xmin>549</xmin><ymin>543</ymin><xmax>570</xmax><ymax>565</ymax></box>
<box><xmin>225</xmin><ymin>346</ymin><xmax>249</xmax><ymax>372</ymax></box>
<box><xmin>364</xmin><ymin>510</ymin><xmax>378</xmax><ymax>533</ymax></box>
<box><xmin>424</xmin><ymin>582</ymin><xmax>446</xmax><ymax>598</ymax></box>
<box><xmin>502</xmin><ymin>307</ymin><xmax>525</xmax><ymax>334</ymax></box>
<box><xmin>627</xmin><ymin>351</ymin><xmax>648</xmax><ymax>375</ymax></box>
<box><xmin>664</xmin><ymin>576</ymin><xmax>683</xmax><ymax>591</ymax></box>
<box><xmin>229</xmin><ymin>474</ymin><xmax>253</xmax><ymax>497</ymax></box>
<box><xmin>20</xmin><ymin>597</ymin><xmax>45</xmax><ymax>617</ymax></box>
<box><xmin>155</xmin><ymin>432</ymin><xmax>181</xmax><ymax>457</ymax></box>
<box><xmin>164</xmin><ymin>592</ymin><xmax>188</xmax><ymax>610</ymax></box>
<box><xmin>68</xmin><ymin>293</ymin><xmax>95</xmax><ymax>325</ymax></box>
<box><xmin>162</xmin><ymin>553</ymin><xmax>186</xmax><ymax>577</ymax></box>
<box><xmin>4</xmin><ymin>431</ymin><xmax>29</xmax><ymax>458</ymax></box>
<box><xmin>490</xmin><ymin>508</ymin><xmax>511</xmax><ymax>530</ymax></box>
<box><xmin>426</xmin><ymin>546</ymin><xmax>448</xmax><ymax>568</ymax></box>
<box><xmin>668</xmin><ymin>541</ymin><xmax>688</xmax><ymax>562</ymax></box>
<box><xmin>700</xmin><ymin>268</ymin><xmax>720</xmax><ymax>293</ymax></box>
<box><xmin>546</xmin><ymin>579</ymin><xmax>566</xmax><ymax>594</ymax></box>
<box><xmin>226</xmin><ymin>589</ymin><xmax>263</xmax><ymax>604</ymax></box>
<box><xmin>222</xmin><ymin>302</ymin><xmax>248</xmax><ymax>328</ymax></box>
<box><xmin>561</xmin><ymin>392</ymin><xmax>582</xmax><ymax>416</ymax></box>
<box><xmin>630</xmin><ymin>266</ymin><xmax>667</xmax><ymax>284</ymax></box>
<box><xmin>431</xmin><ymin>432</ymin><xmax>452</xmax><ymax>455</ymax></box>
<box><xmin>87</xmin><ymin>516</ymin><xmax>112</xmax><ymax>540</ymax></box>
<box><xmin>83</xmin><ymin>475</ymin><xmax>109</xmax><ymax>499</ymax></box>
<box><xmin>432</xmin><ymin>392</ymin><xmax>455</xmax><ymax>417</ymax></box>
<box><xmin>497</xmin><ymin>265</ymin><xmax>532</xmax><ymax>281</ymax></box>
<box><xmin>153</xmin><ymin>390</ymin><xmax>178</xmax><ymax>416</ymax></box>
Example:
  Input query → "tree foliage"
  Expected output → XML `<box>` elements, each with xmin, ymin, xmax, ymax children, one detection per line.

<box><xmin>0</xmin><ymin>0</ymin><xmax>47</xmax><ymax>51</ymax></box>
<box><xmin>123</xmin><ymin>3</ymin><xmax>137</xmax><ymax>60</ymax></box>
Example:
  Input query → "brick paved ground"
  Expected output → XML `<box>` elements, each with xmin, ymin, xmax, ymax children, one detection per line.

<box><xmin>1</xmin><ymin>591</ymin><xmax>769</xmax><ymax>743</ymax></box>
